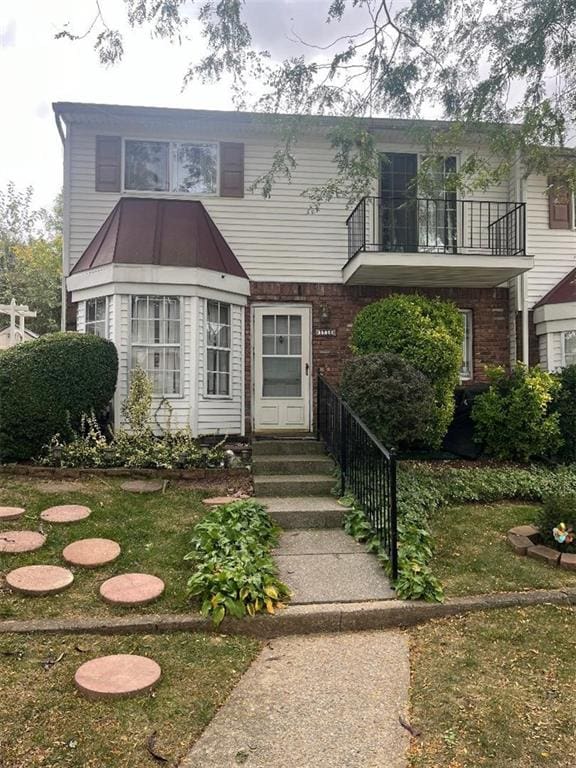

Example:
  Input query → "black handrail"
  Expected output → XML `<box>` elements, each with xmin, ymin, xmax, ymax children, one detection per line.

<box><xmin>316</xmin><ymin>374</ymin><xmax>398</xmax><ymax>579</ymax></box>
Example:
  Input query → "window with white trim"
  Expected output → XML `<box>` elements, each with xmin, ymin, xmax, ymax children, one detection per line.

<box><xmin>562</xmin><ymin>330</ymin><xmax>576</xmax><ymax>367</ymax></box>
<box><xmin>206</xmin><ymin>300</ymin><xmax>231</xmax><ymax>396</ymax></box>
<box><xmin>124</xmin><ymin>140</ymin><xmax>218</xmax><ymax>194</ymax></box>
<box><xmin>130</xmin><ymin>296</ymin><xmax>181</xmax><ymax>396</ymax></box>
<box><xmin>459</xmin><ymin>309</ymin><xmax>473</xmax><ymax>380</ymax></box>
<box><xmin>85</xmin><ymin>297</ymin><xmax>107</xmax><ymax>338</ymax></box>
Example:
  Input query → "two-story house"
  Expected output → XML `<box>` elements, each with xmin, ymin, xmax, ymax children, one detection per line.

<box><xmin>52</xmin><ymin>102</ymin><xmax>576</xmax><ymax>436</ymax></box>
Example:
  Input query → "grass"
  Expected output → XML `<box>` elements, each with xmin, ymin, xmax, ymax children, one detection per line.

<box><xmin>0</xmin><ymin>631</ymin><xmax>259</xmax><ymax>768</ymax></box>
<box><xmin>429</xmin><ymin>502</ymin><xmax>576</xmax><ymax>596</ymax></box>
<box><xmin>409</xmin><ymin>605</ymin><xmax>576</xmax><ymax>768</ymax></box>
<box><xmin>0</xmin><ymin>475</ymin><xmax>209</xmax><ymax>620</ymax></box>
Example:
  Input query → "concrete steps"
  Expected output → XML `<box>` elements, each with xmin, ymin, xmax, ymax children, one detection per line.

<box><xmin>252</xmin><ymin>439</ymin><xmax>325</xmax><ymax>456</ymax></box>
<box><xmin>255</xmin><ymin>496</ymin><xmax>348</xmax><ymax>529</ymax></box>
<box><xmin>252</xmin><ymin>455</ymin><xmax>334</xmax><ymax>476</ymax></box>
<box><xmin>254</xmin><ymin>474</ymin><xmax>335</xmax><ymax>497</ymax></box>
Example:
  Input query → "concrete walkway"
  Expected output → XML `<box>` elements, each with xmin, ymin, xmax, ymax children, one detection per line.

<box><xmin>180</xmin><ymin>631</ymin><xmax>410</xmax><ymax>768</ymax></box>
<box><xmin>274</xmin><ymin>529</ymin><xmax>395</xmax><ymax>604</ymax></box>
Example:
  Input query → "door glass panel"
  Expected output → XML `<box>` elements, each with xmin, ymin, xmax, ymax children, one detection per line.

<box><xmin>276</xmin><ymin>316</ymin><xmax>288</xmax><ymax>335</ymax></box>
<box><xmin>263</xmin><ymin>358</ymin><xmax>301</xmax><ymax>397</ymax></box>
<box><xmin>276</xmin><ymin>335</ymin><xmax>289</xmax><ymax>354</ymax></box>
<box><xmin>263</xmin><ymin>316</ymin><xmax>275</xmax><ymax>334</ymax></box>
<box><xmin>263</xmin><ymin>336</ymin><xmax>275</xmax><ymax>354</ymax></box>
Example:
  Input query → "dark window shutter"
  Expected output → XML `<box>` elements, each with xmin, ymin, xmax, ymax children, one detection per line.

<box><xmin>220</xmin><ymin>142</ymin><xmax>244</xmax><ymax>198</ymax></box>
<box><xmin>548</xmin><ymin>177</ymin><xmax>572</xmax><ymax>229</ymax></box>
<box><xmin>95</xmin><ymin>136</ymin><xmax>122</xmax><ymax>193</ymax></box>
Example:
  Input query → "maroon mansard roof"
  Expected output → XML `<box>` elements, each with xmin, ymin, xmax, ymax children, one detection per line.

<box><xmin>71</xmin><ymin>198</ymin><xmax>248</xmax><ymax>278</ymax></box>
<box><xmin>534</xmin><ymin>267</ymin><xmax>576</xmax><ymax>308</ymax></box>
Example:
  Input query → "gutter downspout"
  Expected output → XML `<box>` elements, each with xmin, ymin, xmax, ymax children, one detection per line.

<box><xmin>521</xmin><ymin>272</ymin><xmax>530</xmax><ymax>365</ymax></box>
<box><xmin>513</xmin><ymin>151</ymin><xmax>530</xmax><ymax>365</ymax></box>
<box><xmin>54</xmin><ymin>111</ymin><xmax>68</xmax><ymax>332</ymax></box>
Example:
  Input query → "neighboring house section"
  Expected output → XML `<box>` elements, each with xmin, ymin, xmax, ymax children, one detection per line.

<box><xmin>53</xmin><ymin>102</ymin><xmax>576</xmax><ymax>435</ymax></box>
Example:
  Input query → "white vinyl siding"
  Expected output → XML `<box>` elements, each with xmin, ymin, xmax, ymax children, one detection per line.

<box><xmin>525</xmin><ymin>175</ymin><xmax>576</xmax><ymax>308</ymax></box>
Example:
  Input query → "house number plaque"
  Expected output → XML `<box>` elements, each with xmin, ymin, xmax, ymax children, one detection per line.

<box><xmin>315</xmin><ymin>329</ymin><xmax>337</xmax><ymax>337</ymax></box>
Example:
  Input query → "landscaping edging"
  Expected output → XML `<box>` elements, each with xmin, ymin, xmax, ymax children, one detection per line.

<box><xmin>1</xmin><ymin>588</ymin><xmax>575</xmax><ymax>639</ymax></box>
<box><xmin>507</xmin><ymin>525</ymin><xmax>576</xmax><ymax>570</ymax></box>
<box><xmin>0</xmin><ymin>465</ymin><xmax>250</xmax><ymax>481</ymax></box>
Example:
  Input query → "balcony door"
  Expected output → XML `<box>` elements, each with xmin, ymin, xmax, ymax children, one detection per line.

<box><xmin>380</xmin><ymin>153</ymin><xmax>457</xmax><ymax>252</ymax></box>
<box><xmin>253</xmin><ymin>305</ymin><xmax>311</xmax><ymax>432</ymax></box>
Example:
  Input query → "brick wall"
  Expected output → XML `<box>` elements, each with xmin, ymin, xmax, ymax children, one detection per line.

<box><xmin>245</xmin><ymin>283</ymin><xmax>511</xmax><ymax>433</ymax></box>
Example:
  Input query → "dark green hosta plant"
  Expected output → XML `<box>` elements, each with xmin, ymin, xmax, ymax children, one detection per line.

<box><xmin>185</xmin><ymin>500</ymin><xmax>290</xmax><ymax>625</ymax></box>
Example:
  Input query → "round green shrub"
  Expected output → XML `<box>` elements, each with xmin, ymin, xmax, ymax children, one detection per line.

<box><xmin>0</xmin><ymin>332</ymin><xmax>118</xmax><ymax>462</ymax></box>
<box><xmin>350</xmin><ymin>294</ymin><xmax>464</xmax><ymax>447</ymax></box>
<box><xmin>471</xmin><ymin>363</ymin><xmax>562</xmax><ymax>462</ymax></box>
<box><xmin>341</xmin><ymin>352</ymin><xmax>437</xmax><ymax>450</ymax></box>
<box><xmin>554</xmin><ymin>364</ymin><xmax>576</xmax><ymax>463</ymax></box>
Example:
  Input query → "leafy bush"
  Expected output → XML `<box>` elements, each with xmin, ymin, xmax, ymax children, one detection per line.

<box><xmin>536</xmin><ymin>493</ymin><xmax>576</xmax><ymax>554</ymax></box>
<box><xmin>345</xmin><ymin>463</ymin><xmax>576</xmax><ymax>602</ymax></box>
<box><xmin>350</xmin><ymin>294</ymin><xmax>464</xmax><ymax>447</ymax></box>
<box><xmin>40</xmin><ymin>371</ymin><xmax>225</xmax><ymax>469</ymax></box>
<box><xmin>0</xmin><ymin>332</ymin><xmax>118</xmax><ymax>462</ymax></box>
<box><xmin>184</xmin><ymin>500</ymin><xmax>290</xmax><ymax>624</ymax></box>
<box><xmin>471</xmin><ymin>363</ymin><xmax>561</xmax><ymax>461</ymax></box>
<box><xmin>340</xmin><ymin>352</ymin><xmax>437</xmax><ymax>450</ymax></box>
<box><xmin>554</xmin><ymin>365</ymin><xmax>576</xmax><ymax>463</ymax></box>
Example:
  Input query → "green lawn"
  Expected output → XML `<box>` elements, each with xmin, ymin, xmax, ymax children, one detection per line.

<box><xmin>409</xmin><ymin>605</ymin><xmax>576</xmax><ymax>768</ymax></box>
<box><xmin>0</xmin><ymin>631</ymin><xmax>259</xmax><ymax>768</ymax></box>
<box><xmin>0</xmin><ymin>476</ymin><xmax>208</xmax><ymax>620</ymax></box>
<box><xmin>429</xmin><ymin>502</ymin><xmax>576</xmax><ymax>596</ymax></box>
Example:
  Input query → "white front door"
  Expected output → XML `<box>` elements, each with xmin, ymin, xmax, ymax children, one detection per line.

<box><xmin>253</xmin><ymin>305</ymin><xmax>311</xmax><ymax>432</ymax></box>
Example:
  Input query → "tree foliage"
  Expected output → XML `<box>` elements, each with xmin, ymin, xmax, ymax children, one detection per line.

<box><xmin>0</xmin><ymin>183</ymin><xmax>62</xmax><ymax>334</ymax></box>
<box><xmin>56</xmin><ymin>0</ymin><xmax>576</xmax><ymax>202</ymax></box>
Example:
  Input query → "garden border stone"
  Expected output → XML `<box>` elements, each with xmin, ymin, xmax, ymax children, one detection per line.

<box><xmin>0</xmin><ymin>588</ymin><xmax>575</xmax><ymax>639</ymax></box>
<box><xmin>507</xmin><ymin>525</ymin><xmax>573</xmax><ymax>569</ymax></box>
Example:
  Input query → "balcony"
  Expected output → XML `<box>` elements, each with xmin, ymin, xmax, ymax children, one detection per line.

<box><xmin>343</xmin><ymin>196</ymin><xmax>534</xmax><ymax>287</ymax></box>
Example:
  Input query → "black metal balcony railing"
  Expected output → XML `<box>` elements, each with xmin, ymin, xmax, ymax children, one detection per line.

<box><xmin>346</xmin><ymin>196</ymin><xmax>526</xmax><ymax>262</ymax></box>
<box><xmin>316</xmin><ymin>374</ymin><xmax>398</xmax><ymax>579</ymax></box>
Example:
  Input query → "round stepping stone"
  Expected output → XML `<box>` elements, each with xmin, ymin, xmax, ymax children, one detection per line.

<box><xmin>41</xmin><ymin>504</ymin><xmax>91</xmax><ymax>524</ymax></box>
<box><xmin>0</xmin><ymin>506</ymin><xmax>25</xmax><ymax>521</ymax></box>
<box><xmin>0</xmin><ymin>531</ymin><xmax>46</xmax><ymax>553</ymax></box>
<box><xmin>99</xmin><ymin>573</ymin><xmax>165</xmax><ymax>606</ymax></box>
<box><xmin>6</xmin><ymin>565</ymin><xmax>74</xmax><ymax>596</ymax></box>
<box><xmin>74</xmin><ymin>654</ymin><xmax>161</xmax><ymax>700</ymax></box>
<box><xmin>63</xmin><ymin>538</ymin><xmax>121</xmax><ymax>568</ymax></box>
<box><xmin>121</xmin><ymin>480</ymin><xmax>163</xmax><ymax>494</ymax></box>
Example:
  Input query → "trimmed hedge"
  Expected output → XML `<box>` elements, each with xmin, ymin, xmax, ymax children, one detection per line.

<box><xmin>340</xmin><ymin>352</ymin><xmax>436</xmax><ymax>450</ymax></box>
<box><xmin>0</xmin><ymin>332</ymin><xmax>118</xmax><ymax>462</ymax></box>
<box><xmin>555</xmin><ymin>364</ymin><xmax>576</xmax><ymax>463</ymax></box>
<box><xmin>350</xmin><ymin>294</ymin><xmax>464</xmax><ymax>448</ymax></box>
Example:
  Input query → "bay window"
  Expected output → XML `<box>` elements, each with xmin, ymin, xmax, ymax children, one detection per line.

<box><xmin>85</xmin><ymin>297</ymin><xmax>107</xmax><ymax>338</ymax></box>
<box><xmin>124</xmin><ymin>139</ymin><xmax>217</xmax><ymax>194</ymax></box>
<box><xmin>562</xmin><ymin>330</ymin><xmax>576</xmax><ymax>367</ymax></box>
<box><xmin>130</xmin><ymin>296</ymin><xmax>181</xmax><ymax>396</ymax></box>
<box><xmin>206</xmin><ymin>300</ymin><xmax>231</xmax><ymax>396</ymax></box>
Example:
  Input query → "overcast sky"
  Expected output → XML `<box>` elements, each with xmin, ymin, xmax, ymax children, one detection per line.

<box><xmin>0</xmin><ymin>0</ymin><xmax>373</xmax><ymax>211</ymax></box>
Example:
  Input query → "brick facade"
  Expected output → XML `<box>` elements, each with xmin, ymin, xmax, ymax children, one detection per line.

<box><xmin>245</xmin><ymin>282</ymin><xmax>511</xmax><ymax>433</ymax></box>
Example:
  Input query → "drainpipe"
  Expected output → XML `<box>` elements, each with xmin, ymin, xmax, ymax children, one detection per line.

<box><xmin>54</xmin><ymin>111</ymin><xmax>68</xmax><ymax>332</ymax></box>
<box><xmin>521</xmin><ymin>272</ymin><xmax>530</xmax><ymax>365</ymax></box>
<box><xmin>514</xmin><ymin>150</ymin><xmax>530</xmax><ymax>365</ymax></box>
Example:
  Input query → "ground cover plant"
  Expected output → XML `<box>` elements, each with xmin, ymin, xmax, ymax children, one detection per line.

<box><xmin>0</xmin><ymin>333</ymin><xmax>118</xmax><ymax>462</ymax></box>
<box><xmin>185</xmin><ymin>499</ymin><xmax>290</xmax><ymax>624</ymax></box>
<box><xmin>0</xmin><ymin>631</ymin><xmax>259</xmax><ymax>768</ymax></box>
<box><xmin>345</xmin><ymin>463</ymin><xmax>576</xmax><ymax>602</ymax></box>
<box><xmin>409</xmin><ymin>605</ymin><xmax>576</xmax><ymax>768</ymax></box>
<box><xmin>0</xmin><ymin>476</ymin><xmax>209</xmax><ymax>621</ymax></box>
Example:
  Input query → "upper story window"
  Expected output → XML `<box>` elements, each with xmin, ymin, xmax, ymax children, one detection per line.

<box><xmin>459</xmin><ymin>309</ymin><xmax>473</xmax><ymax>380</ymax></box>
<box><xmin>124</xmin><ymin>140</ymin><xmax>218</xmax><ymax>195</ymax></box>
<box><xmin>85</xmin><ymin>297</ymin><xmax>107</xmax><ymax>338</ymax></box>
